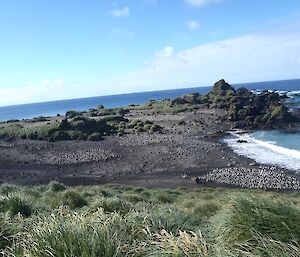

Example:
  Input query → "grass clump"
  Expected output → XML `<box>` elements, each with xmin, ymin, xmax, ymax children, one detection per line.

<box><xmin>155</xmin><ymin>191</ymin><xmax>176</xmax><ymax>204</ymax></box>
<box><xmin>149</xmin><ymin>230</ymin><xmax>209</xmax><ymax>257</ymax></box>
<box><xmin>62</xmin><ymin>191</ymin><xmax>88</xmax><ymax>209</ymax></box>
<box><xmin>123</xmin><ymin>193</ymin><xmax>148</xmax><ymax>203</ymax></box>
<box><xmin>211</xmin><ymin>195</ymin><xmax>300</xmax><ymax>255</ymax></box>
<box><xmin>0</xmin><ymin>196</ymin><xmax>32</xmax><ymax>217</ymax></box>
<box><xmin>47</xmin><ymin>181</ymin><xmax>67</xmax><ymax>193</ymax></box>
<box><xmin>193</xmin><ymin>201</ymin><xmax>221</xmax><ymax>219</ymax></box>
<box><xmin>18</xmin><ymin>210</ymin><xmax>124</xmax><ymax>257</ymax></box>
<box><xmin>98</xmin><ymin>197</ymin><xmax>133</xmax><ymax>214</ymax></box>
<box><xmin>0</xmin><ymin>214</ymin><xmax>15</xmax><ymax>250</ymax></box>
<box><xmin>128</xmin><ymin>206</ymin><xmax>200</xmax><ymax>234</ymax></box>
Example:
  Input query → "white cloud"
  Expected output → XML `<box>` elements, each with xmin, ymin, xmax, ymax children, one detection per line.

<box><xmin>95</xmin><ymin>29</ymin><xmax>300</xmax><ymax>94</ymax></box>
<box><xmin>187</xmin><ymin>20</ymin><xmax>201</xmax><ymax>30</ymax></box>
<box><xmin>0</xmin><ymin>79</ymin><xmax>67</xmax><ymax>107</ymax></box>
<box><xmin>1</xmin><ymin>25</ymin><xmax>300</xmax><ymax>106</ymax></box>
<box><xmin>110</xmin><ymin>7</ymin><xmax>130</xmax><ymax>17</ymax></box>
<box><xmin>184</xmin><ymin>0</ymin><xmax>221</xmax><ymax>7</ymax></box>
<box><xmin>155</xmin><ymin>46</ymin><xmax>174</xmax><ymax>58</ymax></box>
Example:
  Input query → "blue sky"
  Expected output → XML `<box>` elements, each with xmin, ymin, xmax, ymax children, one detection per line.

<box><xmin>0</xmin><ymin>0</ymin><xmax>300</xmax><ymax>105</ymax></box>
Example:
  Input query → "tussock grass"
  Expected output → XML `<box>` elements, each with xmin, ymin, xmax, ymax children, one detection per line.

<box><xmin>155</xmin><ymin>191</ymin><xmax>176</xmax><ymax>204</ymax></box>
<box><xmin>61</xmin><ymin>190</ymin><xmax>88</xmax><ymax>209</ymax></box>
<box><xmin>17</xmin><ymin>209</ymin><xmax>125</xmax><ymax>257</ymax></box>
<box><xmin>147</xmin><ymin>229</ymin><xmax>209</xmax><ymax>257</ymax></box>
<box><xmin>211</xmin><ymin>194</ymin><xmax>300</xmax><ymax>255</ymax></box>
<box><xmin>94</xmin><ymin>197</ymin><xmax>133</xmax><ymax>214</ymax></box>
<box><xmin>0</xmin><ymin>196</ymin><xmax>32</xmax><ymax>217</ymax></box>
<box><xmin>0</xmin><ymin>214</ymin><xmax>15</xmax><ymax>251</ymax></box>
<box><xmin>0</xmin><ymin>184</ymin><xmax>299</xmax><ymax>256</ymax></box>
<box><xmin>192</xmin><ymin>201</ymin><xmax>221</xmax><ymax>219</ymax></box>
<box><xmin>47</xmin><ymin>181</ymin><xmax>67</xmax><ymax>192</ymax></box>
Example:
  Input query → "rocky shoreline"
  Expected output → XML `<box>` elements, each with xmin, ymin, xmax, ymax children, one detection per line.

<box><xmin>0</xmin><ymin>107</ymin><xmax>298</xmax><ymax>190</ymax></box>
<box><xmin>197</xmin><ymin>167</ymin><xmax>300</xmax><ymax>190</ymax></box>
<box><xmin>0</xmin><ymin>80</ymin><xmax>299</xmax><ymax>190</ymax></box>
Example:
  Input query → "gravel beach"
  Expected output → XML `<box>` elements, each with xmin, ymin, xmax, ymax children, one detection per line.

<box><xmin>0</xmin><ymin>108</ymin><xmax>299</xmax><ymax>190</ymax></box>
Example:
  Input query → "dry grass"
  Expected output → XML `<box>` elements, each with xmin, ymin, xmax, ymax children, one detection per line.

<box><xmin>0</xmin><ymin>184</ymin><xmax>299</xmax><ymax>256</ymax></box>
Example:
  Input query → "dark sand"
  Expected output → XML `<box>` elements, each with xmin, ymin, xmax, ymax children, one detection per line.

<box><xmin>0</xmin><ymin>108</ymin><xmax>298</xmax><ymax>189</ymax></box>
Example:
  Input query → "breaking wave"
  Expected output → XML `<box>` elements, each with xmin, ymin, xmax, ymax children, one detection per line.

<box><xmin>224</xmin><ymin>131</ymin><xmax>300</xmax><ymax>171</ymax></box>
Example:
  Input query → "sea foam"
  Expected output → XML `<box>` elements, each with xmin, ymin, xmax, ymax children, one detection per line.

<box><xmin>224</xmin><ymin>131</ymin><xmax>300</xmax><ymax>171</ymax></box>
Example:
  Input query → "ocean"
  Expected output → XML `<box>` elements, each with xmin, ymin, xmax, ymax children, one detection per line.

<box><xmin>223</xmin><ymin>79</ymin><xmax>300</xmax><ymax>172</ymax></box>
<box><xmin>0</xmin><ymin>78</ymin><xmax>300</xmax><ymax>171</ymax></box>
<box><xmin>224</xmin><ymin>130</ymin><xmax>300</xmax><ymax>171</ymax></box>
<box><xmin>0</xmin><ymin>87</ymin><xmax>214</xmax><ymax>122</ymax></box>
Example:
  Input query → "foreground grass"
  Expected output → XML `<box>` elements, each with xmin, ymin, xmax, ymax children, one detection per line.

<box><xmin>0</xmin><ymin>183</ymin><xmax>300</xmax><ymax>256</ymax></box>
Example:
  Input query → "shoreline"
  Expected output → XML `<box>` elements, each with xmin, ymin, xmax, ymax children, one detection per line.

<box><xmin>0</xmin><ymin>79</ymin><xmax>299</xmax><ymax>191</ymax></box>
<box><xmin>0</xmin><ymin>107</ymin><xmax>299</xmax><ymax>191</ymax></box>
<box><xmin>225</xmin><ymin>129</ymin><xmax>300</xmax><ymax>171</ymax></box>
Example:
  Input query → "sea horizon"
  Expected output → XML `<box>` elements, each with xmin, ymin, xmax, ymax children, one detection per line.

<box><xmin>0</xmin><ymin>78</ymin><xmax>300</xmax><ymax>122</ymax></box>
<box><xmin>2</xmin><ymin>77</ymin><xmax>300</xmax><ymax>109</ymax></box>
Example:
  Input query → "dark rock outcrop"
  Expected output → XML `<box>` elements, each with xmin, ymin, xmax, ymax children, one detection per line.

<box><xmin>209</xmin><ymin>79</ymin><xmax>299</xmax><ymax>128</ymax></box>
<box><xmin>174</xmin><ymin>79</ymin><xmax>299</xmax><ymax>129</ymax></box>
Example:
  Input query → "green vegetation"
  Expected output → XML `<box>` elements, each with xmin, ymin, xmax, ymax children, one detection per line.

<box><xmin>0</xmin><ymin>184</ymin><xmax>300</xmax><ymax>256</ymax></box>
<box><xmin>0</xmin><ymin>79</ymin><xmax>297</xmax><ymax>141</ymax></box>
<box><xmin>0</xmin><ymin>106</ymin><xmax>163</xmax><ymax>142</ymax></box>
<box><xmin>132</xmin><ymin>99</ymin><xmax>198</xmax><ymax>114</ymax></box>
<box><xmin>47</xmin><ymin>181</ymin><xmax>66</xmax><ymax>192</ymax></box>
<box><xmin>131</xmin><ymin>79</ymin><xmax>298</xmax><ymax>128</ymax></box>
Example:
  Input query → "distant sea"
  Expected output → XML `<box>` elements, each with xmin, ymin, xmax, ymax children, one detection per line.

<box><xmin>0</xmin><ymin>78</ymin><xmax>300</xmax><ymax>171</ymax></box>
<box><xmin>0</xmin><ymin>78</ymin><xmax>299</xmax><ymax>122</ymax></box>
<box><xmin>0</xmin><ymin>86</ymin><xmax>212</xmax><ymax>122</ymax></box>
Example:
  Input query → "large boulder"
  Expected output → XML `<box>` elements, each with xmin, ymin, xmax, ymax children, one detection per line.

<box><xmin>182</xmin><ymin>93</ymin><xmax>200</xmax><ymax>104</ymax></box>
<box><xmin>268</xmin><ymin>105</ymin><xmax>297</xmax><ymax>124</ymax></box>
<box><xmin>213</xmin><ymin>79</ymin><xmax>236</xmax><ymax>96</ymax></box>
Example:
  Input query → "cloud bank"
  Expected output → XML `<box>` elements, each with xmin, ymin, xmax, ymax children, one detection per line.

<box><xmin>97</xmin><ymin>28</ymin><xmax>300</xmax><ymax>94</ymax></box>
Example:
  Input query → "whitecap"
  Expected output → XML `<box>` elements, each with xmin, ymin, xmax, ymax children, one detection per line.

<box><xmin>224</xmin><ymin>131</ymin><xmax>300</xmax><ymax>171</ymax></box>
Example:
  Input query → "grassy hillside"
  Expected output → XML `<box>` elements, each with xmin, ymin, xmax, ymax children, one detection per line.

<box><xmin>0</xmin><ymin>184</ymin><xmax>299</xmax><ymax>256</ymax></box>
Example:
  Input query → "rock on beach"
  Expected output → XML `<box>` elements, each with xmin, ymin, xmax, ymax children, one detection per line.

<box><xmin>198</xmin><ymin>167</ymin><xmax>300</xmax><ymax>190</ymax></box>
